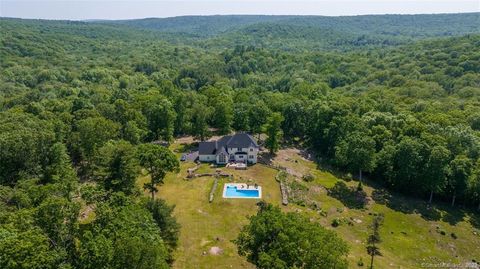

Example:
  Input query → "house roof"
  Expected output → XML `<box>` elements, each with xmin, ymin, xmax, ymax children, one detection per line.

<box><xmin>198</xmin><ymin>141</ymin><xmax>216</xmax><ymax>155</ymax></box>
<box><xmin>226</xmin><ymin>133</ymin><xmax>258</xmax><ymax>149</ymax></box>
<box><xmin>198</xmin><ymin>133</ymin><xmax>258</xmax><ymax>155</ymax></box>
<box><xmin>217</xmin><ymin>135</ymin><xmax>232</xmax><ymax>149</ymax></box>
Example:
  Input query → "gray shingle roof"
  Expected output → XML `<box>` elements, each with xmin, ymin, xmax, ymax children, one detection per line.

<box><xmin>198</xmin><ymin>133</ymin><xmax>258</xmax><ymax>156</ymax></box>
<box><xmin>198</xmin><ymin>141</ymin><xmax>216</xmax><ymax>155</ymax></box>
<box><xmin>226</xmin><ymin>133</ymin><xmax>258</xmax><ymax>148</ymax></box>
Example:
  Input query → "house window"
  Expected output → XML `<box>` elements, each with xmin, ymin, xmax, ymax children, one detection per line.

<box><xmin>219</xmin><ymin>154</ymin><xmax>226</xmax><ymax>163</ymax></box>
<box><xmin>238</xmin><ymin>147</ymin><xmax>241</xmax><ymax>151</ymax></box>
<box><xmin>239</xmin><ymin>155</ymin><xmax>243</xmax><ymax>158</ymax></box>
<box><xmin>249</xmin><ymin>155</ymin><xmax>253</xmax><ymax>159</ymax></box>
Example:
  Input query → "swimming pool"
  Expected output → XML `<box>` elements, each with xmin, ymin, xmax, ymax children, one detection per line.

<box><xmin>223</xmin><ymin>183</ymin><xmax>262</xmax><ymax>199</ymax></box>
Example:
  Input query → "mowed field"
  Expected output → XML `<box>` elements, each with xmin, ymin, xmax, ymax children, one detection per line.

<box><xmin>139</xmin><ymin>141</ymin><xmax>480</xmax><ymax>269</ymax></box>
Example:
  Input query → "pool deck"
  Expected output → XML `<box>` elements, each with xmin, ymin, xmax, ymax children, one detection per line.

<box><xmin>222</xmin><ymin>183</ymin><xmax>262</xmax><ymax>199</ymax></box>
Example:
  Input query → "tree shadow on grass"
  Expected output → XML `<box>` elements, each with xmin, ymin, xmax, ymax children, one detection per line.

<box><xmin>468</xmin><ymin>212</ymin><xmax>480</xmax><ymax>230</ymax></box>
<box><xmin>369</xmin><ymin>188</ymin><xmax>475</xmax><ymax>225</ymax></box>
<box><xmin>441</xmin><ymin>207</ymin><xmax>467</xmax><ymax>226</ymax></box>
<box><xmin>257</xmin><ymin>152</ymin><xmax>275</xmax><ymax>166</ymax></box>
<box><xmin>371</xmin><ymin>188</ymin><xmax>444</xmax><ymax>222</ymax></box>
<box><xmin>328</xmin><ymin>181</ymin><xmax>368</xmax><ymax>209</ymax></box>
<box><xmin>299</xmin><ymin>148</ymin><xmax>476</xmax><ymax>227</ymax></box>
<box><xmin>371</xmin><ymin>189</ymin><xmax>391</xmax><ymax>205</ymax></box>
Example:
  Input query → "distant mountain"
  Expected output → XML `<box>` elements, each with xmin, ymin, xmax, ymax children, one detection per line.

<box><xmin>99</xmin><ymin>13</ymin><xmax>480</xmax><ymax>50</ymax></box>
<box><xmin>2</xmin><ymin>13</ymin><xmax>479</xmax><ymax>51</ymax></box>
<box><xmin>102</xmin><ymin>15</ymin><xmax>291</xmax><ymax>37</ymax></box>
<box><xmin>103</xmin><ymin>13</ymin><xmax>480</xmax><ymax>38</ymax></box>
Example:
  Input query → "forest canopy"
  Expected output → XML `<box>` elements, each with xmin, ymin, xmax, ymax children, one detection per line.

<box><xmin>0</xmin><ymin>14</ymin><xmax>480</xmax><ymax>268</ymax></box>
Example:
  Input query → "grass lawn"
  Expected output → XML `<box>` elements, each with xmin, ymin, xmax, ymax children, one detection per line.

<box><xmin>138</xmin><ymin>143</ymin><xmax>480</xmax><ymax>269</ymax></box>
<box><xmin>273</xmin><ymin>149</ymin><xmax>480</xmax><ymax>268</ymax></box>
<box><xmin>139</xmin><ymin>160</ymin><xmax>281</xmax><ymax>269</ymax></box>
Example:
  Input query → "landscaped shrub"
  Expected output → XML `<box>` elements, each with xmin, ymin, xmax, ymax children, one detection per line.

<box><xmin>295</xmin><ymin>200</ymin><xmax>307</xmax><ymax>207</ymax></box>
<box><xmin>328</xmin><ymin>217</ymin><xmax>354</xmax><ymax>226</ymax></box>
<box><xmin>356</xmin><ymin>182</ymin><xmax>363</xmax><ymax>191</ymax></box>
<box><xmin>302</xmin><ymin>173</ymin><xmax>315</xmax><ymax>182</ymax></box>
<box><xmin>318</xmin><ymin>209</ymin><xmax>328</xmax><ymax>217</ymax></box>
<box><xmin>357</xmin><ymin>257</ymin><xmax>364</xmax><ymax>266</ymax></box>
<box><xmin>275</xmin><ymin>171</ymin><xmax>287</xmax><ymax>182</ymax></box>
<box><xmin>308</xmin><ymin>201</ymin><xmax>320</xmax><ymax>210</ymax></box>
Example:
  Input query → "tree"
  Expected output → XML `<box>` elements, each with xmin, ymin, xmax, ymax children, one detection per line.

<box><xmin>112</xmin><ymin>233</ymin><xmax>169</xmax><ymax>269</ymax></box>
<box><xmin>35</xmin><ymin>197</ymin><xmax>80</xmax><ymax>262</ymax></box>
<box><xmin>77</xmin><ymin>231</ymin><xmax>114</xmax><ymax>269</ymax></box>
<box><xmin>392</xmin><ymin>137</ymin><xmax>426</xmax><ymax>193</ymax></box>
<box><xmin>43</xmin><ymin>142</ymin><xmax>78</xmax><ymax>199</ymax></box>
<box><xmin>282</xmin><ymin>100</ymin><xmax>307</xmax><ymax>141</ymax></box>
<box><xmin>123</xmin><ymin>120</ymin><xmax>145</xmax><ymax>144</ymax></box>
<box><xmin>235</xmin><ymin>202</ymin><xmax>349</xmax><ymax>269</ymax></box>
<box><xmin>144</xmin><ymin>99</ymin><xmax>176</xmax><ymax>142</ymax></box>
<box><xmin>173</xmin><ymin>93</ymin><xmax>190</xmax><ymax>136</ymax></box>
<box><xmin>448</xmin><ymin>155</ymin><xmax>472</xmax><ymax>206</ymax></box>
<box><xmin>146</xmin><ymin>199</ymin><xmax>181</xmax><ymax>259</ymax></box>
<box><xmin>373</xmin><ymin>143</ymin><xmax>396</xmax><ymax>186</ymax></box>
<box><xmin>137</xmin><ymin>144</ymin><xmax>180</xmax><ymax>199</ymax></box>
<box><xmin>264</xmin><ymin>112</ymin><xmax>284</xmax><ymax>155</ymax></box>
<box><xmin>212</xmin><ymin>99</ymin><xmax>233</xmax><ymax>135</ymax></box>
<box><xmin>423</xmin><ymin>145</ymin><xmax>450</xmax><ymax>203</ymax></box>
<box><xmin>191</xmin><ymin>103</ymin><xmax>210</xmax><ymax>141</ymax></box>
<box><xmin>95</xmin><ymin>140</ymin><xmax>140</xmax><ymax>195</ymax></box>
<box><xmin>366</xmin><ymin>213</ymin><xmax>384</xmax><ymax>269</ymax></box>
<box><xmin>90</xmin><ymin>198</ymin><xmax>171</xmax><ymax>269</ymax></box>
<box><xmin>76</xmin><ymin>116</ymin><xmax>120</xmax><ymax>159</ymax></box>
<box><xmin>248</xmin><ymin>101</ymin><xmax>270</xmax><ymax>138</ymax></box>
<box><xmin>233</xmin><ymin>102</ymin><xmax>250</xmax><ymax>131</ymax></box>
<box><xmin>0</xmin><ymin>112</ymin><xmax>56</xmax><ymax>185</ymax></box>
<box><xmin>0</xmin><ymin>227</ymin><xmax>64</xmax><ymax>269</ymax></box>
<box><xmin>335</xmin><ymin>132</ymin><xmax>376</xmax><ymax>183</ymax></box>
<box><xmin>470</xmin><ymin>163</ymin><xmax>480</xmax><ymax>210</ymax></box>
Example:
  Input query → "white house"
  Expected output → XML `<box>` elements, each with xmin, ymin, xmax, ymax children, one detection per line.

<box><xmin>198</xmin><ymin>133</ymin><xmax>259</xmax><ymax>164</ymax></box>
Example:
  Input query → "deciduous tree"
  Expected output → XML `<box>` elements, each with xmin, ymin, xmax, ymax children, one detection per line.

<box><xmin>235</xmin><ymin>203</ymin><xmax>349</xmax><ymax>269</ymax></box>
<box><xmin>137</xmin><ymin>144</ymin><xmax>179</xmax><ymax>199</ymax></box>
<box><xmin>264</xmin><ymin>112</ymin><xmax>284</xmax><ymax>155</ymax></box>
<box><xmin>95</xmin><ymin>140</ymin><xmax>140</xmax><ymax>195</ymax></box>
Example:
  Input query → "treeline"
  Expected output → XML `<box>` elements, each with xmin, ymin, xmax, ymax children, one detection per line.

<box><xmin>105</xmin><ymin>13</ymin><xmax>480</xmax><ymax>51</ymax></box>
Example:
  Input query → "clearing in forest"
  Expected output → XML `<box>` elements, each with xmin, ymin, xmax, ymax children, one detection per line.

<box><xmin>138</xmin><ymin>140</ymin><xmax>480</xmax><ymax>269</ymax></box>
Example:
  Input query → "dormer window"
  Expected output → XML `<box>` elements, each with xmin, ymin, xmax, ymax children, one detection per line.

<box><xmin>250</xmin><ymin>148</ymin><xmax>253</xmax><ymax>151</ymax></box>
<box><xmin>238</xmin><ymin>147</ymin><xmax>241</xmax><ymax>151</ymax></box>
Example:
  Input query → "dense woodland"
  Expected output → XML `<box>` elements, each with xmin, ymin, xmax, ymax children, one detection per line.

<box><xmin>1</xmin><ymin>14</ymin><xmax>480</xmax><ymax>268</ymax></box>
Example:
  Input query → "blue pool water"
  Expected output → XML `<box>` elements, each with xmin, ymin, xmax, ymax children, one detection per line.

<box><xmin>224</xmin><ymin>186</ymin><xmax>260</xmax><ymax>198</ymax></box>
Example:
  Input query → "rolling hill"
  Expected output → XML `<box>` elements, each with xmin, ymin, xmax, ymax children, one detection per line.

<box><xmin>100</xmin><ymin>13</ymin><xmax>480</xmax><ymax>50</ymax></box>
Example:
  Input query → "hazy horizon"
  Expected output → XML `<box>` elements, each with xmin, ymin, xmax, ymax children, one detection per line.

<box><xmin>1</xmin><ymin>0</ymin><xmax>478</xmax><ymax>21</ymax></box>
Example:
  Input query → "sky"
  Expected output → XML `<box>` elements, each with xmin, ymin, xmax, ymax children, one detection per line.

<box><xmin>0</xmin><ymin>0</ymin><xmax>479</xmax><ymax>20</ymax></box>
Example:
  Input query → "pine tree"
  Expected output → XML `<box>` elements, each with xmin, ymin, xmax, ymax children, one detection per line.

<box><xmin>366</xmin><ymin>213</ymin><xmax>384</xmax><ymax>269</ymax></box>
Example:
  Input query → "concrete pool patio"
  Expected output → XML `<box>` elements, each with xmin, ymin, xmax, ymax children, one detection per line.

<box><xmin>222</xmin><ymin>183</ymin><xmax>262</xmax><ymax>199</ymax></box>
